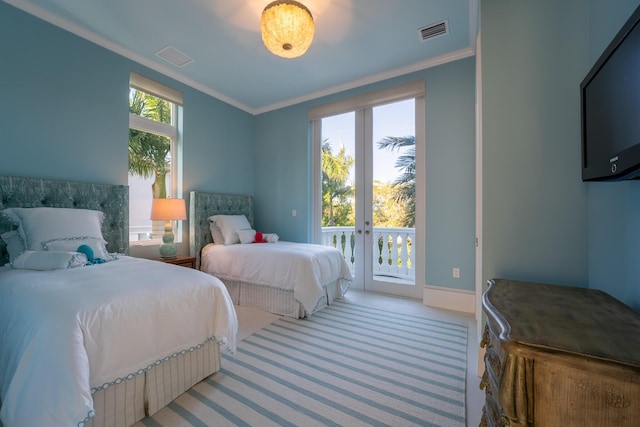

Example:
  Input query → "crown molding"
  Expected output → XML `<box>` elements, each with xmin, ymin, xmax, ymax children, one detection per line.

<box><xmin>253</xmin><ymin>47</ymin><xmax>476</xmax><ymax>115</ymax></box>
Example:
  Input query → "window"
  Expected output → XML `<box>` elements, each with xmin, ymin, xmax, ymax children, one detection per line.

<box><xmin>128</xmin><ymin>72</ymin><xmax>183</xmax><ymax>244</ymax></box>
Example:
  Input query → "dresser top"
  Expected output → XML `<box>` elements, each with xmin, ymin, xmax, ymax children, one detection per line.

<box><xmin>483</xmin><ymin>279</ymin><xmax>640</xmax><ymax>367</ymax></box>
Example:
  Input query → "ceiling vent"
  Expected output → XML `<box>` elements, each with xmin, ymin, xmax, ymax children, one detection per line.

<box><xmin>155</xmin><ymin>45</ymin><xmax>194</xmax><ymax>67</ymax></box>
<box><xmin>418</xmin><ymin>20</ymin><xmax>449</xmax><ymax>42</ymax></box>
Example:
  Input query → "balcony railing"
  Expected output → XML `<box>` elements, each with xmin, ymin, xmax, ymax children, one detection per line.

<box><xmin>321</xmin><ymin>226</ymin><xmax>415</xmax><ymax>282</ymax></box>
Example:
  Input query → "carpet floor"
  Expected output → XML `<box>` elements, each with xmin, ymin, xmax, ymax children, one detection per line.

<box><xmin>137</xmin><ymin>299</ymin><xmax>468</xmax><ymax>427</ymax></box>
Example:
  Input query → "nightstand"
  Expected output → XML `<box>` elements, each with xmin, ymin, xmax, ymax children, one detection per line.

<box><xmin>158</xmin><ymin>255</ymin><xmax>196</xmax><ymax>269</ymax></box>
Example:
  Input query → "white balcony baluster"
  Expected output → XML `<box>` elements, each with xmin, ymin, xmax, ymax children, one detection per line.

<box><xmin>321</xmin><ymin>226</ymin><xmax>415</xmax><ymax>281</ymax></box>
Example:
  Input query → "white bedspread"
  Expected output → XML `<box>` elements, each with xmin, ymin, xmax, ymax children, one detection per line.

<box><xmin>0</xmin><ymin>256</ymin><xmax>237</xmax><ymax>427</ymax></box>
<box><xmin>201</xmin><ymin>241</ymin><xmax>353</xmax><ymax>312</ymax></box>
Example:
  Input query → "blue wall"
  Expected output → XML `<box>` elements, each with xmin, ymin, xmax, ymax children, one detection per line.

<box><xmin>0</xmin><ymin>2</ymin><xmax>255</xmax><ymax>251</ymax></box>
<box><xmin>0</xmin><ymin>3</ymin><xmax>130</xmax><ymax>184</ymax></box>
<box><xmin>481</xmin><ymin>0</ymin><xmax>589</xmax><ymax>288</ymax></box>
<box><xmin>253</xmin><ymin>105</ymin><xmax>312</xmax><ymax>243</ymax></box>
<box><xmin>255</xmin><ymin>58</ymin><xmax>477</xmax><ymax>292</ymax></box>
<box><xmin>423</xmin><ymin>59</ymin><xmax>476</xmax><ymax>290</ymax></box>
<box><xmin>585</xmin><ymin>0</ymin><xmax>640</xmax><ymax>311</ymax></box>
<box><xmin>482</xmin><ymin>0</ymin><xmax>640</xmax><ymax>311</ymax></box>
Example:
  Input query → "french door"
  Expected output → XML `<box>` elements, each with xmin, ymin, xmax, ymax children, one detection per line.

<box><xmin>312</xmin><ymin>85</ymin><xmax>424</xmax><ymax>300</ymax></box>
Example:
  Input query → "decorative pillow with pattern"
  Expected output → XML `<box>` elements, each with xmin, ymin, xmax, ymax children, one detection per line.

<box><xmin>12</xmin><ymin>250</ymin><xmax>88</xmax><ymax>270</ymax></box>
<box><xmin>42</xmin><ymin>237</ymin><xmax>114</xmax><ymax>261</ymax></box>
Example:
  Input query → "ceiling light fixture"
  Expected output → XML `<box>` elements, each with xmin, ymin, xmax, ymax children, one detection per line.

<box><xmin>261</xmin><ymin>0</ymin><xmax>314</xmax><ymax>59</ymax></box>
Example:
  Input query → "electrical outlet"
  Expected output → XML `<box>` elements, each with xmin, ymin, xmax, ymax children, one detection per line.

<box><xmin>452</xmin><ymin>267</ymin><xmax>460</xmax><ymax>278</ymax></box>
<box><xmin>291</xmin><ymin>209</ymin><xmax>297</xmax><ymax>217</ymax></box>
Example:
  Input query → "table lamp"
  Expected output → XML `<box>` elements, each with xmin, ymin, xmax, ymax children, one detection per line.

<box><xmin>150</xmin><ymin>198</ymin><xmax>187</xmax><ymax>259</ymax></box>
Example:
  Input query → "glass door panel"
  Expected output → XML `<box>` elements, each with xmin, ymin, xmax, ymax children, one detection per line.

<box><xmin>320</xmin><ymin>112</ymin><xmax>360</xmax><ymax>289</ymax></box>
<box><xmin>319</xmin><ymin>99</ymin><xmax>420</xmax><ymax>298</ymax></box>
<box><xmin>367</xmin><ymin>99</ymin><xmax>419</xmax><ymax>298</ymax></box>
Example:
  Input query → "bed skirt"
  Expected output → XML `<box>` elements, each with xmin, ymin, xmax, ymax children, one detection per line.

<box><xmin>219</xmin><ymin>277</ymin><xmax>346</xmax><ymax>318</ymax></box>
<box><xmin>85</xmin><ymin>340</ymin><xmax>221</xmax><ymax>427</ymax></box>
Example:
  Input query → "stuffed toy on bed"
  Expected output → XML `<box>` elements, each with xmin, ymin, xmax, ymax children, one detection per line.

<box><xmin>77</xmin><ymin>244</ymin><xmax>106</xmax><ymax>265</ymax></box>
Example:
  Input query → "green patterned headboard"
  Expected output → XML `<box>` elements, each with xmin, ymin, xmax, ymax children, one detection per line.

<box><xmin>189</xmin><ymin>191</ymin><xmax>253</xmax><ymax>269</ymax></box>
<box><xmin>0</xmin><ymin>175</ymin><xmax>129</xmax><ymax>266</ymax></box>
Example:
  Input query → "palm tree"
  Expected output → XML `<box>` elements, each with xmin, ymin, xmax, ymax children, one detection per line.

<box><xmin>321</xmin><ymin>140</ymin><xmax>354</xmax><ymax>226</ymax></box>
<box><xmin>128</xmin><ymin>90</ymin><xmax>172</xmax><ymax>198</ymax></box>
<box><xmin>377</xmin><ymin>136</ymin><xmax>415</xmax><ymax>227</ymax></box>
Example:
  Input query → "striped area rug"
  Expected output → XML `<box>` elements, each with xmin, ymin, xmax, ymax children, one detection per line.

<box><xmin>137</xmin><ymin>300</ymin><xmax>467</xmax><ymax>427</ymax></box>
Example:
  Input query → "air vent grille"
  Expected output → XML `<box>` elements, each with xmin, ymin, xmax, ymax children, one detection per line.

<box><xmin>155</xmin><ymin>45</ymin><xmax>194</xmax><ymax>67</ymax></box>
<box><xmin>418</xmin><ymin>20</ymin><xmax>449</xmax><ymax>42</ymax></box>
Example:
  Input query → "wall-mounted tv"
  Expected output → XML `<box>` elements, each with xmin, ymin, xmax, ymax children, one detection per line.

<box><xmin>581</xmin><ymin>4</ymin><xmax>640</xmax><ymax>181</ymax></box>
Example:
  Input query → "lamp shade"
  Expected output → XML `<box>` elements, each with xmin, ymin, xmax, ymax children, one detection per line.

<box><xmin>150</xmin><ymin>198</ymin><xmax>187</xmax><ymax>221</ymax></box>
<box><xmin>261</xmin><ymin>0</ymin><xmax>314</xmax><ymax>59</ymax></box>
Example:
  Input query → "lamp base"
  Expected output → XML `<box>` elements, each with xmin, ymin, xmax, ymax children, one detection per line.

<box><xmin>159</xmin><ymin>243</ymin><xmax>177</xmax><ymax>259</ymax></box>
<box><xmin>159</xmin><ymin>220</ymin><xmax>178</xmax><ymax>259</ymax></box>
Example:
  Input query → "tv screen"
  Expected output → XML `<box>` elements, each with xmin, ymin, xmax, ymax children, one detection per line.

<box><xmin>581</xmin><ymin>5</ymin><xmax>640</xmax><ymax>181</ymax></box>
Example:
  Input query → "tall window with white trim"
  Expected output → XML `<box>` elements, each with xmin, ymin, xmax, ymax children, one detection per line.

<box><xmin>128</xmin><ymin>72</ymin><xmax>183</xmax><ymax>244</ymax></box>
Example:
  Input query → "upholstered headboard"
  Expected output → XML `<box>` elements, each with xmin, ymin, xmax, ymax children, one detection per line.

<box><xmin>0</xmin><ymin>175</ymin><xmax>129</xmax><ymax>266</ymax></box>
<box><xmin>189</xmin><ymin>191</ymin><xmax>253</xmax><ymax>269</ymax></box>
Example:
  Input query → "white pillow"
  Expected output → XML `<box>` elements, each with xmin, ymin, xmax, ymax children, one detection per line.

<box><xmin>208</xmin><ymin>214</ymin><xmax>251</xmax><ymax>245</ymax></box>
<box><xmin>42</xmin><ymin>237</ymin><xmax>113</xmax><ymax>261</ymax></box>
<box><xmin>236</xmin><ymin>229</ymin><xmax>256</xmax><ymax>244</ymax></box>
<box><xmin>208</xmin><ymin>220</ymin><xmax>225</xmax><ymax>245</ymax></box>
<box><xmin>12</xmin><ymin>250</ymin><xmax>87</xmax><ymax>270</ymax></box>
<box><xmin>2</xmin><ymin>207</ymin><xmax>107</xmax><ymax>253</ymax></box>
<box><xmin>262</xmin><ymin>233</ymin><xmax>280</xmax><ymax>243</ymax></box>
<box><xmin>1</xmin><ymin>230</ymin><xmax>26</xmax><ymax>263</ymax></box>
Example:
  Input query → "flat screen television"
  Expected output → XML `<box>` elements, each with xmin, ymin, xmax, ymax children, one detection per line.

<box><xmin>581</xmin><ymin>4</ymin><xmax>640</xmax><ymax>181</ymax></box>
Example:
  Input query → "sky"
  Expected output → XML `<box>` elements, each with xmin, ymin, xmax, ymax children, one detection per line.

<box><xmin>321</xmin><ymin>98</ymin><xmax>415</xmax><ymax>184</ymax></box>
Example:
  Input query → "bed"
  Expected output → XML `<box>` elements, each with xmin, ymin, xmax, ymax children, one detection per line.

<box><xmin>0</xmin><ymin>176</ymin><xmax>237</xmax><ymax>427</ymax></box>
<box><xmin>189</xmin><ymin>191</ymin><xmax>352</xmax><ymax>318</ymax></box>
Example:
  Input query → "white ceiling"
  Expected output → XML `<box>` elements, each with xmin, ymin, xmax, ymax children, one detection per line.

<box><xmin>6</xmin><ymin>0</ymin><xmax>477</xmax><ymax>114</ymax></box>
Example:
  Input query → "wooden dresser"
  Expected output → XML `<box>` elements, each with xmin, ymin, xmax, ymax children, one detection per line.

<box><xmin>480</xmin><ymin>279</ymin><xmax>640</xmax><ymax>427</ymax></box>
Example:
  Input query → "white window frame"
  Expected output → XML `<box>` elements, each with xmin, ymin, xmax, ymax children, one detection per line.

<box><xmin>128</xmin><ymin>72</ymin><xmax>183</xmax><ymax>246</ymax></box>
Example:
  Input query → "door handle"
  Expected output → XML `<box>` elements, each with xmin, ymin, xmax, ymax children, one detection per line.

<box><xmin>359</xmin><ymin>221</ymin><xmax>372</xmax><ymax>235</ymax></box>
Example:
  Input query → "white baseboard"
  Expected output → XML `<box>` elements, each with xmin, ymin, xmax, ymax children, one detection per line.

<box><xmin>423</xmin><ymin>285</ymin><xmax>475</xmax><ymax>314</ymax></box>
